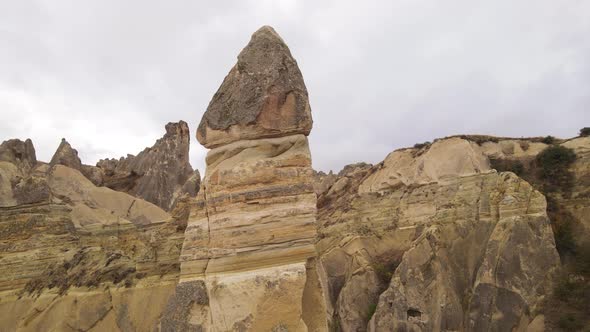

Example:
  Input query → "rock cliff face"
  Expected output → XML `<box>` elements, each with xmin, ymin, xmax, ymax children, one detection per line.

<box><xmin>96</xmin><ymin>121</ymin><xmax>195</xmax><ymax>211</ymax></box>
<box><xmin>315</xmin><ymin>138</ymin><xmax>561</xmax><ymax>331</ymax></box>
<box><xmin>176</xmin><ymin>26</ymin><xmax>321</xmax><ymax>331</ymax></box>
<box><xmin>476</xmin><ymin>136</ymin><xmax>590</xmax><ymax>235</ymax></box>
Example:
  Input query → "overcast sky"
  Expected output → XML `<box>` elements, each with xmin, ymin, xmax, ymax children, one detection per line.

<box><xmin>1</xmin><ymin>1</ymin><xmax>589</xmax><ymax>173</ymax></box>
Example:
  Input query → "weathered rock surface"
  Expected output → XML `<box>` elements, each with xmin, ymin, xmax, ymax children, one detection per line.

<box><xmin>0</xmin><ymin>139</ymin><xmax>186</xmax><ymax>331</ymax></box>
<box><xmin>0</xmin><ymin>138</ymin><xmax>37</xmax><ymax>172</ymax></box>
<box><xmin>179</xmin><ymin>26</ymin><xmax>320</xmax><ymax>331</ymax></box>
<box><xmin>50</xmin><ymin>138</ymin><xmax>83</xmax><ymax>171</ymax></box>
<box><xmin>0</xmin><ymin>139</ymin><xmax>50</xmax><ymax>207</ymax></box>
<box><xmin>97</xmin><ymin>121</ymin><xmax>195</xmax><ymax>211</ymax></box>
<box><xmin>197</xmin><ymin>25</ymin><xmax>312</xmax><ymax>148</ymax></box>
<box><xmin>315</xmin><ymin>138</ymin><xmax>560</xmax><ymax>331</ymax></box>
<box><xmin>559</xmin><ymin>136</ymin><xmax>590</xmax><ymax>233</ymax></box>
<box><xmin>313</xmin><ymin>170</ymin><xmax>338</xmax><ymax>196</ymax></box>
<box><xmin>49</xmin><ymin>138</ymin><xmax>107</xmax><ymax>187</ymax></box>
<box><xmin>470</xmin><ymin>135</ymin><xmax>590</xmax><ymax>236</ymax></box>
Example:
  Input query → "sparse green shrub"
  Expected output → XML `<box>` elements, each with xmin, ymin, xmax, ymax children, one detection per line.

<box><xmin>574</xmin><ymin>241</ymin><xmax>590</xmax><ymax>275</ymax></box>
<box><xmin>553</xmin><ymin>216</ymin><xmax>577</xmax><ymax>257</ymax></box>
<box><xmin>535</xmin><ymin>145</ymin><xmax>576</xmax><ymax>194</ymax></box>
<box><xmin>579</xmin><ymin>127</ymin><xmax>590</xmax><ymax>137</ymax></box>
<box><xmin>413</xmin><ymin>141</ymin><xmax>431</xmax><ymax>149</ymax></box>
<box><xmin>558</xmin><ymin>313</ymin><xmax>585</xmax><ymax>330</ymax></box>
<box><xmin>367</xmin><ymin>303</ymin><xmax>377</xmax><ymax>321</ymax></box>
<box><xmin>357</xmin><ymin>224</ymin><xmax>372</xmax><ymax>236</ymax></box>
<box><xmin>489</xmin><ymin>158</ymin><xmax>525</xmax><ymax>176</ymax></box>
<box><xmin>457</xmin><ymin>135</ymin><xmax>499</xmax><ymax>145</ymax></box>
<box><xmin>330</xmin><ymin>318</ymin><xmax>341</xmax><ymax>332</ymax></box>
<box><xmin>373</xmin><ymin>259</ymin><xmax>400</xmax><ymax>284</ymax></box>
<box><xmin>271</xmin><ymin>323</ymin><xmax>289</xmax><ymax>332</ymax></box>
<box><xmin>542</xmin><ymin>135</ymin><xmax>556</xmax><ymax>144</ymax></box>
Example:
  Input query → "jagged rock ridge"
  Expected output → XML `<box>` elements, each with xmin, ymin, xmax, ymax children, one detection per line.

<box><xmin>95</xmin><ymin>121</ymin><xmax>195</xmax><ymax>211</ymax></box>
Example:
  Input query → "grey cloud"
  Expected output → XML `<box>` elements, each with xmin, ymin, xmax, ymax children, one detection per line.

<box><xmin>1</xmin><ymin>0</ymin><xmax>589</xmax><ymax>173</ymax></box>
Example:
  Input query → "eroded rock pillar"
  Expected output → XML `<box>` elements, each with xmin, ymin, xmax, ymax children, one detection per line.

<box><xmin>179</xmin><ymin>26</ymin><xmax>319</xmax><ymax>331</ymax></box>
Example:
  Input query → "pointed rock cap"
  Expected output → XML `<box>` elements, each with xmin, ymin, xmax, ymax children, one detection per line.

<box><xmin>197</xmin><ymin>25</ymin><xmax>312</xmax><ymax>148</ymax></box>
<box><xmin>50</xmin><ymin>138</ymin><xmax>82</xmax><ymax>171</ymax></box>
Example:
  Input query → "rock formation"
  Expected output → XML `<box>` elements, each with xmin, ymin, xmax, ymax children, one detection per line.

<box><xmin>177</xmin><ymin>26</ymin><xmax>320</xmax><ymax>331</ymax></box>
<box><xmin>0</xmin><ymin>138</ymin><xmax>49</xmax><ymax>207</ymax></box>
<box><xmin>316</xmin><ymin>138</ymin><xmax>560</xmax><ymax>331</ymax></box>
<box><xmin>0</xmin><ymin>26</ymin><xmax>588</xmax><ymax>332</ymax></box>
<box><xmin>97</xmin><ymin>121</ymin><xmax>195</xmax><ymax>211</ymax></box>
<box><xmin>0</xmin><ymin>138</ymin><xmax>185</xmax><ymax>331</ymax></box>
<box><xmin>196</xmin><ymin>26</ymin><xmax>312</xmax><ymax>148</ymax></box>
<box><xmin>476</xmin><ymin>135</ymin><xmax>590</xmax><ymax>235</ymax></box>
<box><xmin>312</xmin><ymin>170</ymin><xmax>338</xmax><ymax>196</ymax></box>
<box><xmin>50</xmin><ymin>138</ymin><xmax>83</xmax><ymax>171</ymax></box>
<box><xmin>0</xmin><ymin>138</ymin><xmax>37</xmax><ymax>172</ymax></box>
<box><xmin>48</xmin><ymin>138</ymin><xmax>105</xmax><ymax>186</ymax></box>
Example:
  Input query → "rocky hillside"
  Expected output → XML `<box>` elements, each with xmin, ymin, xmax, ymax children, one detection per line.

<box><xmin>315</xmin><ymin>138</ymin><xmax>560</xmax><ymax>331</ymax></box>
<box><xmin>0</xmin><ymin>26</ymin><xmax>588</xmax><ymax>332</ymax></box>
<box><xmin>0</xmin><ymin>137</ymin><xmax>186</xmax><ymax>331</ymax></box>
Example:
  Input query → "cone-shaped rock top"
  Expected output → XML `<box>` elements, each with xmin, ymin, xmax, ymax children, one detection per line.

<box><xmin>50</xmin><ymin>138</ymin><xmax>82</xmax><ymax>171</ymax></box>
<box><xmin>197</xmin><ymin>25</ymin><xmax>312</xmax><ymax>148</ymax></box>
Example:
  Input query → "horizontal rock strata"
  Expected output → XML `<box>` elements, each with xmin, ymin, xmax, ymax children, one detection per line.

<box><xmin>0</xmin><ymin>139</ymin><xmax>186</xmax><ymax>331</ymax></box>
<box><xmin>178</xmin><ymin>26</ymin><xmax>320</xmax><ymax>331</ymax></box>
<box><xmin>315</xmin><ymin>138</ymin><xmax>560</xmax><ymax>331</ymax></box>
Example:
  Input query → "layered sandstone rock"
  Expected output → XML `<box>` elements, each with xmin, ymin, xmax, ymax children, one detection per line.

<box><xmin>0</xmin><ymin>139</ymin><xmax>186</xmax><ymax>331</ymax></box>
<box><xmin>178</xmin><ymin>26</ymin><xmax>321</xmax><ymax>331</ymax></box>
<box><xmin>315</xmin><ymin>138</ymin><xmax>560</xmax><ymax>331</ymax></box>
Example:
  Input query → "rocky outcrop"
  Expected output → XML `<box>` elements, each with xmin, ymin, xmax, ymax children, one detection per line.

<box><xmin>313</xmin><ymin>170</ymin><xmax>338</xmax><ymax>196</ymax></box>
<box><xmin>97</xmin><ymin>121</ymin><xmax>195</xmax><ymax>211</ymax></box>
<box><xmin>49</xmin><ymin>138</ymin><xmax>83</xmax><ymax>171</ymax></box>
<box><xmin>48</xmin><ymin>138</ymin><xmax>106</xmax><ymax>186</ymax></box>
<box><xmin>0</xmin><ymin>138</ymin><xmax>37</xmax><ymax>172</ymax></box>
<box><xmin>0</xmin><ymin>139</ymin><xmax>50</xmax><ymax>207</ymax></box>
<box><xmin>478</xmin><ymin>136</ymin><xmax>590</xmax><ymax>234</ymax></box>
<box><xmin>196</xmin><ymin>26</ymin><xmax>312</xmax><ymax>148</ymax></box>
<box><xmin>315</xmin><ymin>138</ymin><xmax>560</xmax><ymax>331</ymax></box>
<box><xmin>0</xmin><ymin>139</ymin><xmax>185</xmax><ymax>332</ymax></box>
<box><xmin>178</xmin><ymin>26</ymin><xmax>320</xmax><ymax>331</ymax></box>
